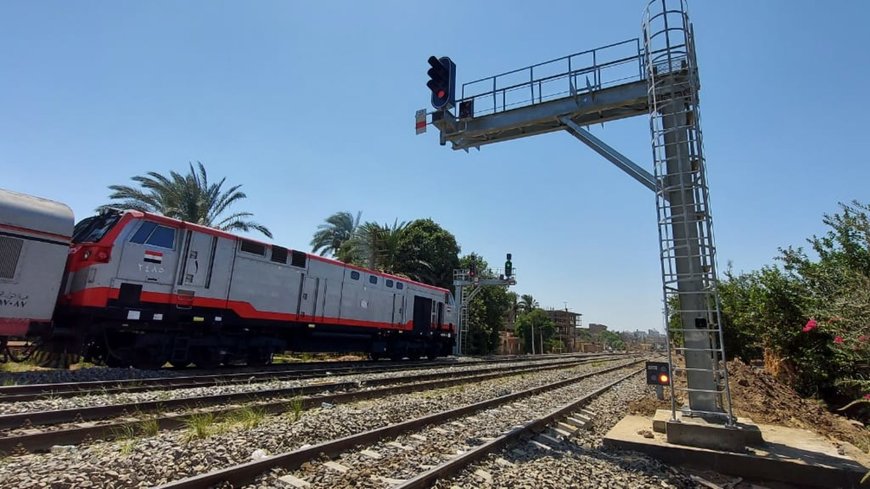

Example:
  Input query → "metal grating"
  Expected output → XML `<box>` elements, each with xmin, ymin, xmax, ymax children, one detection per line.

<box><xmin>0</xmin><ymin>236</ymin><xmax>24</xmax><ymax>279</ymax></box>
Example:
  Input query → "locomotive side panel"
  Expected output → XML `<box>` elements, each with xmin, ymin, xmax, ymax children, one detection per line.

<box><xmin>228</xmin><ymin>241</ymin><xmax>304</xmax><ymax>321</ymax></box>
<box><xmin>305</xmin><ymin>256</ymin><xmax>344</xmax><ymax>321</ymax></box>
<box><xmin>173</xmin><ymin>229</ymin><xmax>235</xmax><ymax>305</ymax></box>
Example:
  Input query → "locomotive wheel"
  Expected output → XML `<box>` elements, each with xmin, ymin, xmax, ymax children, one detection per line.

<box><xmin>105</xmin><ymin>354</ymin><xmax>130</xmax><ymax>368</ymax></box>
<box><xmin>245</xmin><ymin>350</ymin><xmax>272</xmax><ymax>367</ymax></box>
<box><xmin>131</xmin><ymin>350</ymin><xmax>167</xmax><ymax>370</ymax></box>
<box><xmin>33</xmin><ymin>342</ymin><xmax>81</xmax><ymax>369</ymax></box>
<box><xmin>190</xmin><ymin>347</ymin><xmax>221</xmax><ymax>369</ymax></box>
<box><xmin>5</xmin><ymin>339</ymin><xmax>40</xmax><ymax>363</ymax></box>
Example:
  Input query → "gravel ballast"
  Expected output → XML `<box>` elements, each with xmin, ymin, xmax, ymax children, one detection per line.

<box><xmin>0</xmin><ymin>359</ymin><xmax>633</xmax><ymax>488</ymax></box>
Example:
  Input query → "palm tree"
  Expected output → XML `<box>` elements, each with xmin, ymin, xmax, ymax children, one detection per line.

<box><xmin>99</xmin><ymin>162</ymin><xmax>272</xmax><ymax>238</ymax></box>
<box><xmin>505</xmin><ymin>291</ymin><xmax>519</xmax><ymax>331</ymax></box>
<box><xmin>519</xmin><ymin>294</ymin><xmax>539</xmax><ymax>315</ymax></box>
<box><xmin>311</xmin><ymin>211</ymin><xmax>361</xmax><ymax>257</ymax></box>
<box><xmin>343</xmin><ymin>219</ymin><xmax>409</xmax><ymax>272</ymax></box>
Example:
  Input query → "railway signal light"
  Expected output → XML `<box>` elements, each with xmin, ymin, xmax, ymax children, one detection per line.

<box><xmin>646</xmin><ymin>361</ymin><xmax>671</xmax><ymax>386</ymax></box>
<box><xmin>469</xmin><ymin>261</ymin><xmax>477</xmax><ymax>279</ymax></box>
<box><xmin>427</xmin><ymin>56</ymin><xmax>456</xmax><ymax>111</ymax></box>
<box><xmin>505</xmin><ymin>253</ymin><xmax>512</xmax><ymax>278</ymax></box>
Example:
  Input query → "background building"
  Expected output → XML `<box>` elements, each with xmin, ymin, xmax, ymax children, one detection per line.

<box><xmin>543</xmin><ymin>308</ymin><xmax>582</xmax><ymax>353</ymax></box>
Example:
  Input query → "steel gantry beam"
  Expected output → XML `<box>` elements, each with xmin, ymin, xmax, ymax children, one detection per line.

<box><xmin>560</xmin><ymin>117</ymin><xmax>656</xmax><ymax>193</ymax></box>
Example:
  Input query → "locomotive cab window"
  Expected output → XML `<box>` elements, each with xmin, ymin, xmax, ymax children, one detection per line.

<box><xmin>350</xmin><ymin>271</ymin><xmax>360</xmax><ymax>280</ymax></box>
<box><xmin>146</xmin><ymin>226</ymin><xmax>176</xmax><ymax>249</ymax></box>
<box><xmin>130</xmin><ymin>222</ymin><xmax>158</xmax><ymax>244</ymax></box>
<box><xmin>369</xmin><ymin>275</ymin><xmax>377</xmax><ymax>285</ymax></box>
<box><xmin>130</xmin><ymin>222</ymin><xmax>176</xmax><ymax>249</ymax></box>
<box><xmin>386</xmin><ymin>279</ymin><xmax>394</xmax><ymax>288</ymax></box>
<box><xmin>73</xmin><ymin>212</ymin><xmax>121</xmax><ymax>244</ymax></box>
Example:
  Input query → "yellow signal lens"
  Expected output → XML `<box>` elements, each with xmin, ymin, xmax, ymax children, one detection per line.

<box><xmin>658</xmin><ymin>373</ymin><xmax>669</xmax><ymax>385</ymax></box>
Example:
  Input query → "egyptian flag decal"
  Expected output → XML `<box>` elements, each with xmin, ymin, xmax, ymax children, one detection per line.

<box><xmin>144</xmin><ymin>250</ymin><xmax>163</xmax><ymax>264</ymax></box>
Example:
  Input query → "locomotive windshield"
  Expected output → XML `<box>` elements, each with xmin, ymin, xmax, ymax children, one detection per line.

<box><xmin>72</xmin><ymin>211</ymin><xmax>121</xmax><ymax>244</ymax></box>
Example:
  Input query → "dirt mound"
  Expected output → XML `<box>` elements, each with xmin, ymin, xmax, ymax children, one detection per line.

<box><xmin>727</xmin><ymin>360</ymin><xmax>869</xmax><ymax>451</ymax></box>
<box><xmin>629</xmin><ymin>359</ymin><xmax>869</xmax><ymax>452</ymax></box>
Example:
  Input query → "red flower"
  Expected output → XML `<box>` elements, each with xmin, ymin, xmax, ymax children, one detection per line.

<box><xmin>802</xmin><ymin>319</ymin><xmax>818</xmax><ymax>333</ymax></box>
<box><xmin>833</xmin><ymin>336</ymin><xmax>844</xmax><ymax>344</ymax></box>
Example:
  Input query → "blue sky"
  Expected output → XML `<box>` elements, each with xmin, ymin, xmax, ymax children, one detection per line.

<box><xmin>2</xmin><ymin>1</ymin><xmax>869</xmax><ymax>332</ymax></box>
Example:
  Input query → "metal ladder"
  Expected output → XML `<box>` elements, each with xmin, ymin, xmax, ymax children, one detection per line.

<box><xmin>643</xmin><ymin>0</ymin><xmax>734</xmax><ymax>423</ymax></box>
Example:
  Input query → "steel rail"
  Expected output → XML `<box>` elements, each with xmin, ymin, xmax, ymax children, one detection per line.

<box><xmin>0</xmin><ymin>357</ymin><xmax>628</xmax><ymax>454</ymax></box>
<box><xmin>152</xmin><ymin>360</ymin><xmax>643</xmax><ymax>489</ymax></box>
<box><xmin>395</xmin><ymin>368</ymin><xmax>643</xmax><ymax>488</ymax></box>
<box><xmin>0</xmin><ymin>352</ymin><xmax>617</xmax><ymax>401</ymax></box>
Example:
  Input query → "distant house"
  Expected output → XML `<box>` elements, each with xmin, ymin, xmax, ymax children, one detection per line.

<box><xmin>544</xmin><ymin>308</ymin><xmax>583</xmax><ymax>353</ymax></box>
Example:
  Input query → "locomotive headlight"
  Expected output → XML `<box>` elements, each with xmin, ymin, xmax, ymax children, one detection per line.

<box><xmin>82</xmin><ymin>249</ymin><xmax>91</xmax><ymax>260</ymax></box>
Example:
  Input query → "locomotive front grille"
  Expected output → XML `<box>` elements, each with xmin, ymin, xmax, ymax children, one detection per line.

<box><xmin>0</xmin><ymin>236</ymin><xmax>24</xmax><ymax>279</ymax></box>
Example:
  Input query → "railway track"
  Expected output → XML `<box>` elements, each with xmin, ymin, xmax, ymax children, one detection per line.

<box><xmin>0</xmin><ymin>355</ymin><xmax>629</xmax><ymax>454</ymax></box>
<box><xmin>0</xmin><ymin>352</ymin><xmax>616</xmax><ymax>402</ymax></box>
<box><xmin>150</xmin><ymin>359</ymin><xmax>644</xmax><ymax>488</ymax></box>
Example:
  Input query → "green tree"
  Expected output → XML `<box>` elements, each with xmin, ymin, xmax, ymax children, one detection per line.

<box><xmin>600</xmin><ymin>330</ymin><xmax>626</xmax><ymax>351</ymax></box>
<box><xmin>458</xmin><ymin>254</ymin><xmax>510</xmax><ymax>355</ymax></box>
<box><xmin>101</xmin><ymin>162</ymin><xmax>272</xmax><ymax>237</ymax></box>
<box><xmin>515</xmin><ymin>309</ymin><xmax>555</xmax><ymax>353</ymax></box>
<box><xmin>311</xmin><ymin>211</ymin><xmax>361</xmax><ymax>257</ymax></box>
<box><xmin>396</xmin><ymin>219</ymin><xmax>461</xmax><ymax>289</ymax></box>
<box><xmin>519</xmin><ymin>294</ymin><xmax>539</xmax><ymax>314</ymax></box>
<box><xmin>342</xmin><ymin>220</ymin><xmax>408</xmax><ymax>272</ymax></box>
<box><xmin>505</xmin><ymin>291</ymin><xmax>519</xmax><ymax>331</ymax></box>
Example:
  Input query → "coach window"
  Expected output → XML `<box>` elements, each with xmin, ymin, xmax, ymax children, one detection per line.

<box><xmin>369</xmin><ymin>275</ymin><xmax>377</xmax><ymax>285</ymax></box>
<box><xmin>130</xmin><ymin>222</ymin><xmax>158</xmax><ymax>244</ymax></box>
<box><xmin>146</xmin><ymin>226</ymin><xmax>176</xmax><ymax>249</ymax></box>
<box><xmin>350</xmin><ymin>271</ymin><xmax>360</xmax><ymax>280</ymax></box>
<box><xmin>386</xmin><ymin>279</ymin><xmax>393</xmax><ymax>288</ymax></box>
<box><xmin>396</xmin><ymin>282</ymin><xmax>403</xmax><ymax>290</ymax></box>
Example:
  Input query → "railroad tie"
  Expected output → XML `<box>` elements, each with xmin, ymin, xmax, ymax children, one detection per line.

<box><xmin>359</xmin><ymin>449</ymin><xmax>381</xmax><ymax>459</ymax></box>
<box><xmin>529</xmin><ymin>438</ymin><xmax>554</xmax><ymax>451</ymax></box>
<box><xmin>277</xmin><ymin>474</ymin><xmax>311</xmax><ymax>488</ymax></box>
<box><xmin>323</xmin><ymin>461</ymin><xmax>349</xmax><ymax>473</ymax></box>
<box><xmin>377</xmin><ymin>476</ymin><xmax>406</xmax><ymax>485</ymax></box>
<box><xmin>534</xmin><ymin>432</ymin><xmax>563</xmax><ymax>448</ymax></box>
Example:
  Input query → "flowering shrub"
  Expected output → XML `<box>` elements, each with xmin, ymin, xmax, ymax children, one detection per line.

<box><xmin>719</xmin><ymin>201</ymin><xmax>870</xmax><ymax>411</ymax></box>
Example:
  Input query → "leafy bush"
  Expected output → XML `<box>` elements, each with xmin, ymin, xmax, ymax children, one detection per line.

<box><xmin>719</xmin><ymin>201</ymin><xmax>870</xmax><ymax>408</ymax></box>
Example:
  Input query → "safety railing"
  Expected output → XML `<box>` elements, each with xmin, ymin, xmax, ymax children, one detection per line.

<box><xmin>459</xmin><ymin>38</ymin><xmax>644</xmax><ymax>118</ymax></box>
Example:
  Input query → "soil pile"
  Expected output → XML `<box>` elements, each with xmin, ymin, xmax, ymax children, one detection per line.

<box><xmin>629</xmin><ymin>359</ymin><xmax>870</xmax><ymax>452</ymax></box>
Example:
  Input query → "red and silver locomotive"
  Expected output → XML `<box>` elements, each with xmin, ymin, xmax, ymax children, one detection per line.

<box><xmin>0</xmin><ymin>188</ymin><xmax>456</xmax><ymax>368</ymax></box>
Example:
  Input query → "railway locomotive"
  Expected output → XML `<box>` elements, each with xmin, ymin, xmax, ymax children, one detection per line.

<box><xmin>0</xmin><ymin>188</ymin><xmax>456</xmax><ymax>368</ymax></box>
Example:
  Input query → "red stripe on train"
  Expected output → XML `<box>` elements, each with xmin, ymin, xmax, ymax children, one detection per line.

<box><xmin>61</xmin><ymin>287</ymin><xmax>451</xmax><ymax>333</ymax></box>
